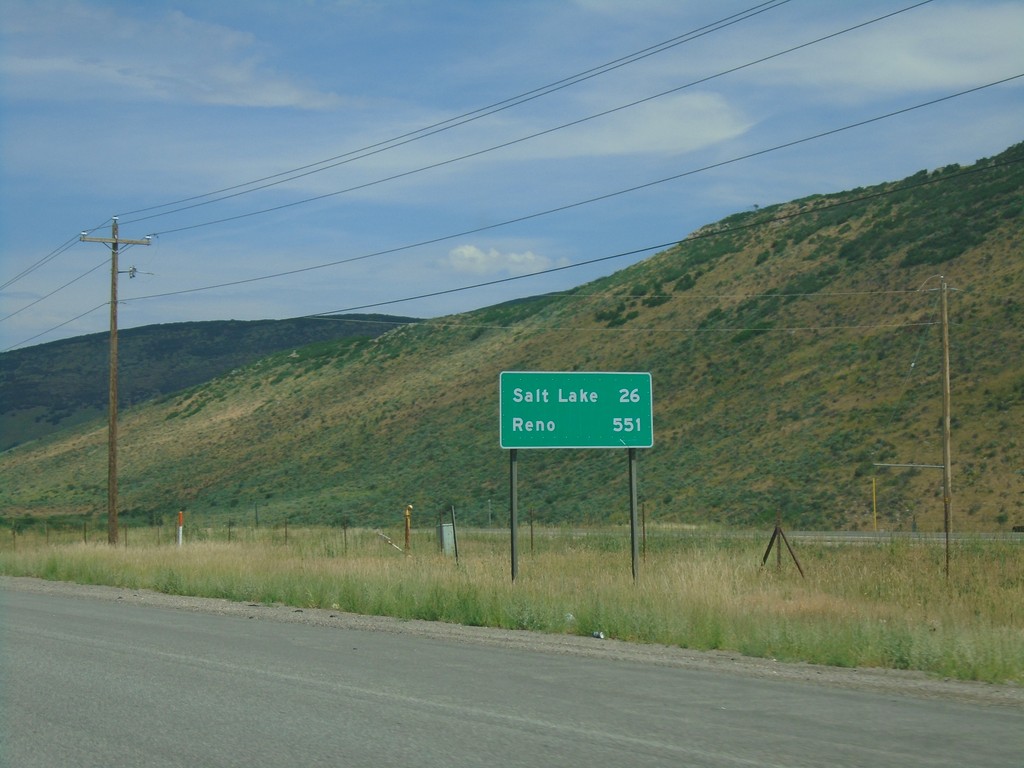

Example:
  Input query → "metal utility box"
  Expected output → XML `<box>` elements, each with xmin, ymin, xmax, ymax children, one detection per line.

<box><xmin>436</xmin><ymin>523</ymin><xmax>455</xmax><ymax>556</ymax></box>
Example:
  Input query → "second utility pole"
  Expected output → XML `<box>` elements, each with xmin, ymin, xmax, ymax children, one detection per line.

<box><xmin>940</xmin><ymin>276</ymin><xmax>953</xmax><ymax>577</ymax></box>
<box><xmin>80</xmin><ymin>218</ymin><xmax>150</xmax><ymax>545</ymax></box>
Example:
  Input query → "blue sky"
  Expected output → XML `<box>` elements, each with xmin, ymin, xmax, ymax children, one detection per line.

<box><xmin>2</xmin><ymin>0</ymin><xmax>1022</xmax><ymax>350</ymax></box>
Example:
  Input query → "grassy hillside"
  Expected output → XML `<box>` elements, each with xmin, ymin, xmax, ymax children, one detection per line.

<box><xmin>0</xmin><ymin>315</ymin><xmax>416</xmax><ymax>451</ymax></box>
<box><xmin>1</xmin><ymin>144</ymin><xmax>1021</xmax><ymax>533</ymax></box>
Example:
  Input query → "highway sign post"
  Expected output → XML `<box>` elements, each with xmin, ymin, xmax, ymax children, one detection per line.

<box><xmin>500</xmin><ymin>372</ymin><xmax>653</xmax><ymax>581</ymax></box>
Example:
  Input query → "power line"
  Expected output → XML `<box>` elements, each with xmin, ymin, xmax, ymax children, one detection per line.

<box><xmin>114</xmin><ymin>1</ymin><xmax>794</xmax><ymax>222</ymax></box>
<box><xmin>131</xmin><ymin>0</ymin><xmax>939</xmax><ymax>235</ymax></box>
<box><xmin>124</xmin><ymin>87</ymin><xmax>1024</xmax><ymax>307</ymax></box>
<box><xmin>318</xmin><ymin>243</ymin><xmax>674</xmax><ymax>314</ymax></box>
<box><xmin>422</xmin><ymin>318</ymin><xmax>940</xmax><ymax>335</ymax></box>
<box><xmin>307</xmin><ymin>234</ymin><xmax>944</xmax><ymax>315</ymax></box>
<box><xmin>0</xmin><ymin>259</ymin><xmax>108</xmax><ymax>324</ymax></box>
<box><xmin>500</xmin><ymin>287</ymin><xmax>937</xmax><ymax>302</ymax></box>
<box><xmin>0</xmin><ymin>1</ymin><xmax>795</xmax><ymax>315</ymax></box>
<box><xmin>0</xmin><ymin>239</ymin><xmax>155</xmax><ymax>328</ymax></box>
<box><xmin>8</xmin><ymin>77</ymin><xmax>1020</xmax><ymax>350</ymax></box>
<box><xmin>2</xmin><ymin>303</ymin><xmax>108</xmax><ymax>352</ymax></box>
<box><xmin>0</xmin><ymin>0</ymin><xmax>934</xmax><ymax>312</ymax></box>
<box><xmin>143</xmin><ymin>69</ymin><xmax>1023</xmax><ymax>244</ymax></box>
<box><xmin>0</xmin><ymin>218</ymin><xmax>114</xmax><ymax>292</ymax></box>
<box><xmin>312</xmin><ymin>283</ymin><xmax>946</xmax><ymax>333</ymax></box>
<box><xmin>8</xmin><ymin>140</ymin><xmax>1018</xmax><ymax>351</ymax></box>
<box><xmin>0</xmin><ymin>235</ymin><xmax>80</xmax><ymax>291</ymax></box>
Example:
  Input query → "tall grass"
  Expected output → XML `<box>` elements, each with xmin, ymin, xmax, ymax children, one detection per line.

<box><xmin>2</xmin><ymin>525</ymin><xmax>1021</xmax><ymax>684</ymax></box>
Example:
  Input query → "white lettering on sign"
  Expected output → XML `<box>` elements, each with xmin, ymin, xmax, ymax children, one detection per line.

<box><xmin>512</xmin><ymin>417</ymin><xmax>556</xmax><ymax>432</ymax></box>
<box><xmin>619</xmin><ymin>388</ymin><xmax>641</xmax><ymax>403</ymax></box>
<box><xmin>558</xmin><ymin>388</ymin><xmax>598</xmax><ymax>403</ymax></box>
<box><xmin>512</xmin><ymin>387</ymin><xmax>550</xmax><ymax>403</ymax></box>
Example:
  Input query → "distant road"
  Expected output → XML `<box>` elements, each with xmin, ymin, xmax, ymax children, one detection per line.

<box><xmin>475</xmin><ymin>528</ymin><xmax>1024</xmax><ymax>543</ymax></box>
<box><xmin>785</xmin><ymin>530</ymin><xmax>1024</xmax><ymax>543</ymax></box>
<box><xmin>2</xmin><ymin>580</ymin><xmax>1021</xmax><ymax>768</ymax></box>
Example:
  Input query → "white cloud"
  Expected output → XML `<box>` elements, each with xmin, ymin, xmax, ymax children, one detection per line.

<box><xmin>746</xmin><ymin>3</ymin><xmax>1024</xmax><ymax>99</ymax></box>
<box><xmin>443</xmin><ymin>245</ymin><xmax>563</xmax><ymax>276</ymax></box>
<box><xmin>0</xmin><ymin>1</ymin><xmax>343</xmax><ymax>109</ymax></box>
<box><xmin>553</xmin><ymin>92</ymin><xmax>753</xmax><ymax>157</ymax></box>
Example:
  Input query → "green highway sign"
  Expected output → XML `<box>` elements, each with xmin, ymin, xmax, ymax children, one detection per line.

<box><xmin>499</xmin><ymin>371</ymin><xmax>653</xmax><ymax>449</ymax></box>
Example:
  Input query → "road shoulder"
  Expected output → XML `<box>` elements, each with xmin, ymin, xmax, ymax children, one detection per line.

<box><xmin>3</xmin><ymin>574</ymin><xmax>1020</xmax><ymax>708</ymax></box>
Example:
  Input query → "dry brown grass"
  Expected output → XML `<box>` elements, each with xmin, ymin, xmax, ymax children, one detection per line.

<box><xmin>2</xmin><ymin>525</ymin><xmax>1021</xmax><ymax>682</ymax></box>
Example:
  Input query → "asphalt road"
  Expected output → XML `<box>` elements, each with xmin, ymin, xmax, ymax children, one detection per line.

<box><xmin>1</xmin><ymin>583</ymin><xmax>1021</xmax><ymax>768</ymax></box>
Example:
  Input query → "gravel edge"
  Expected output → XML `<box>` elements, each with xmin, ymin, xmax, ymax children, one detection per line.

<box><xmin>4</xmin><ymin>575</ymin><xmax>1021</xmax><ymax>709</ymax></box>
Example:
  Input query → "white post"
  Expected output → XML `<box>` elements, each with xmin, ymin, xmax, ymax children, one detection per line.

<box><xmin>177</xmin><ymin>510</ymin><xmax>184</xmax><ymax>547</ymax></box>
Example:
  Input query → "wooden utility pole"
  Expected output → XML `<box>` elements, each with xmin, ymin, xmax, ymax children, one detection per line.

<box><xmin>80</xmin><ymin>218</ymin><xmax>151</xmax><ymax>545</ymax></box>
<box><xmin>940</xmin><ymin>277</ymin><xmax>953</xmax><ymax>577</ymax></box>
